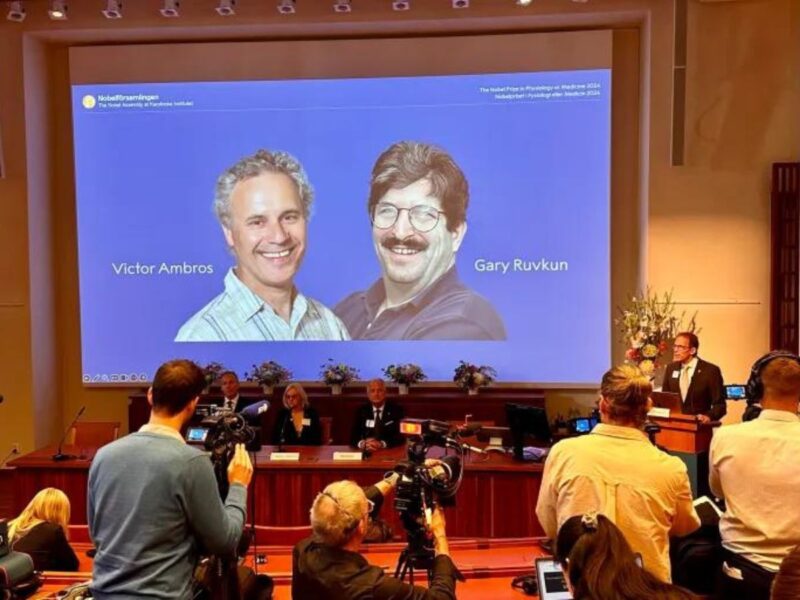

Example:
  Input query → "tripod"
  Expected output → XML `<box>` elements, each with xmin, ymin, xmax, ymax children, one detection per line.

<box><xmin>394</xmin><ymin>541</ymin><xmax>435</xmax><ymax>585</ymax></box>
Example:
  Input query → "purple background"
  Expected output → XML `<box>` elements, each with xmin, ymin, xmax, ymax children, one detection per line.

<box><xmin>71</xmin><ymin>69</ymin><xmax>611</xmax><ymax>384</ymax></box>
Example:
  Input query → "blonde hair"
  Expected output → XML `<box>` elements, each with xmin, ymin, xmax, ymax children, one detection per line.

<box><xmin>282</xmin><ymin>383</ymin><xmax>309</xmax><ymax>410</ymax></box>
<box><xmin>310</xmin><ymin>480</ymin><xmax>368</xmax><ymax>547</ymax></box>
<box><xmin>600</xmin><ymin>364</ymin><xmax>653</xmax><ymax>427</ymax></box>
<box><xmin>8</xmin><ymin>488</ymin><xmax>71</xmax><ymax>543</ymax></box>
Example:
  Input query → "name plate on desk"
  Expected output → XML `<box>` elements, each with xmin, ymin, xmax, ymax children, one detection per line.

<box><xmin>333</xmin><ymin>451</ymin><xmax>363</xmax><ymax>461</ymax></box>
<box><xmin>270</xmin><ymin>452</ymin><xmax>300</xmax><ymax>461</ymax></box>
<box><xmin>647</xmin><ymin>407</ymin><xmax>670</xmax><ymax>419</ymax></box>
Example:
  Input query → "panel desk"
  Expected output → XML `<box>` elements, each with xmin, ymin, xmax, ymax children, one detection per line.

<box><xmin>129</xmin><ymin>384</ymin><xmax>546</xmax><ymax>445</ymax></box>
<box><xmin>9</xmin><ymin>444</ymin><xmax>546</xmax><ymax>539</ymax></box>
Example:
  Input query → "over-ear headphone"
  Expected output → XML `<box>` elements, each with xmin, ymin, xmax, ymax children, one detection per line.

<box><xmin>511</xmin><ymin>574</ymin><xmax>538</xmax><ymax>596</ymax></box>
<box><xmin>745</xmin><ymin>350</ymin><xmax>800</xmax><ymax>402</ymax></box>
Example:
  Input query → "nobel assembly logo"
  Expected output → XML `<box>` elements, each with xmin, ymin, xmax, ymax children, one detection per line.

<box><xmin>82</xmin><ymin>95</ymin><xmax>97</xmax><ymax>109</ymax></box>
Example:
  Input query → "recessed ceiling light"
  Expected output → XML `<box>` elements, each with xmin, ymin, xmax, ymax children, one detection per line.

<box><xmin>160</xmin><ymin>0</ymin><xmax>180</xmax><ymax>18</ymax></box>
<box><xmin>6</xmin><ymin>1</ymin><xmax>26</xmax><ymax>21</ymax></box>
<box><xmin>277</xmin><ymin>0</ymin><xmax>295</xmax><ymax>13</ymax></box>
<box><xmin>102</xmin><ymin>0</ymin><xmax>123</xmax><ymax>19</ymax></box>
<box><xmin>48</xmin><ymin>0</ymin><xmax>68</xmax><ymax>20</ymax></box>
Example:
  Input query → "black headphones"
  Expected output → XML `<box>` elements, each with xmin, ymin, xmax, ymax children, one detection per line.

<box><xmin>511</xmin><ymin>574</ymin><xmax>538</xmax><ymax>596</ymax></box>
<box><xmin>745</xmin><ymin>350</ymin><xmax>800</xmax><ymax>402</ymax></box>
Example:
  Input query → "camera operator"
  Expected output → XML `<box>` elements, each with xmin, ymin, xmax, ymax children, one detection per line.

<box><xmin>88</xmin><ymin>359</ymin><xmax>254</xmax><ymax>600</ymax></box>
<box><xmin>292</xmin><ymin>474</ymin><xmax>458</xmax><ymax>600</ymax></box>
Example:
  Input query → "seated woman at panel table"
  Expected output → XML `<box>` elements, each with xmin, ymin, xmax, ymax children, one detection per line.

<box><xmin>9</xmin><ymin>487</ymin><xmax>79</xmax><ymax>572</ymax></box>
<box><xmin>272</xmin><ymin>383</ymin><xmax>323</xmax><ymax>446</ymax></box>
<box><xmin>555</xmin><ymin>513</ymin><xmax>696</xmax><ymax>600</ymax></box>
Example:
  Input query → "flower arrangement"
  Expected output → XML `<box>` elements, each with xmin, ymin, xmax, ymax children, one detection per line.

<box><xmin>246</xmin><ymin>361</ymin><xmax>292</xmax><ymax>388</ymax></box>
<box><xmin>453</xmin><ymin>360</ymin><xmax>497</xmax><ymax>391</ymax></box>
<box><xmin>202</xmin><ymin>362</ymin><xmax>226</xmax><ymax>387</ymax></box>
<box><xmin>382</xmin><ymin>363</ymin><xmax>427</xmax><ymax>385</ymax></box>
<box><xmin>617</xmin><ymin>288</ymin><xmax>697</xmax><ymax>376</ymax></box>
<box><xmin>319</xmin><ymin>359</ymin><xmax>360</xmax><ymax>386</ymax></box>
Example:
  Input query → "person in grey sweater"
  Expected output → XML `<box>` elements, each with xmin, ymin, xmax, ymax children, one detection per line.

<box><xmin>88</xmin><ymin>359</ymin><xmax>253</xmax><ymax>600</ymax></box>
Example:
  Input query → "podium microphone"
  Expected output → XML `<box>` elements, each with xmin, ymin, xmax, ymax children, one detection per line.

<box><xmin>1</xmin><ymin>446</ymin><xmax>19</xmax><ymax>467</ymax></box>
<box><xmin>53</xmin><ymin>405</ymin><xmax>86</xmax><ymax>461</ymax></box>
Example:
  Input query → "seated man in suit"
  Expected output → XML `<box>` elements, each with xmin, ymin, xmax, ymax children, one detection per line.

<box><xmin>350</xmin><ymin>379</ymin><xmax>404</xmax><ymax>451</ymax></box>
<box><xmin>220</xmin><ymin>371</ymin><xmax>243</xmax><ymax>411</ymax></box>
<box><xmin>292</xmin><ymin>476</ymin><xmax>458</xmax><ymax>600</ymax></box>
<box><xmin>661</xmin><ymin>332</ymin><xmax>726</xmax><ymax>423</ymax></box>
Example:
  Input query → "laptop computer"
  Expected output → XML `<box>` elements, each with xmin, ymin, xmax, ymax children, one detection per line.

<box><xmin>651</xmin><ymin>391</ymin><xmax>683</xmax><ymax>413</ymax></box>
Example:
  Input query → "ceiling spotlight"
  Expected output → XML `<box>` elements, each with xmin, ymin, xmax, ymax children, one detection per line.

<box><xmin>392</xmin><ymin>0</ymin><xmax>410</xmax><ymax>10</ymax></box>
<box><xmin>333</xmin><ymin>0</ymin><xmax>351</xmax><ymax>13</ymax></box>
<box><xmin>277</xmin><ymin>0</ymin><xmax>295</xmax><ymax>14</ymax></box>
<box><xmin>215</xmin><ymin>0</ymin><xmax>235</xmax><ymax>16</ymax></box>
<box><xmin>6</xmin><ymin>1</ymin><xmax>25</xmax><ymax>21</ymax></box>
<box><xmin>102</xmin><ymin>0</ymin><xmax>123</xmax><ymax>19</ymax></box>
<box><xmin>48</xmin><ymin>0</ymin><xmax>68</xmax><ymax>20</ymax></box>
<box><xmin>452</xmin><ymin>0</ymin><xmax>468</xmax><ymax>8</ymax></box>
<box><xmin>159</xmin><ymin>0</ymin><xmax>179</xmax><ymax>17</ymax></box>
<box><xmin>571</xmin><ymin>0</ymin><xmax>588</xmax><ymax>2</ymax></box>
<box><xmin>516</xmin><ymin>0</ymin><xmax>533</xmax><ymax>5</ymax></box>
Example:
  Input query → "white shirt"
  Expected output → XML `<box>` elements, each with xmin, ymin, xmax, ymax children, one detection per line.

<box><xmin>681</xmin><ymin>357</ymin><xmax>698</xmax><ymax>379</ymax></box>
<box><xmin>223</xmin><ymin>395</ymin><xmax>240</xmax><ymax>412</ymax></box>
<box><xmin>679</xmin><ymin>357</ymin><xmax>698</xmax><ymax>400</ymax></box>
<box><xmin>357</xmin><ymin>404</ymin><xmax>388</xmax><ymax>450</ymax></box>
<box><xmin>710</xmin><ymin>409</ymin><xmax>800</xmax><ymax>571</ymax></box>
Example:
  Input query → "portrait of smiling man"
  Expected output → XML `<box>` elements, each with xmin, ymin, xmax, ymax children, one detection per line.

<box><xmin>176</xmin><ymin>149</ymin><xmax>349</xmax><ymax>341</ymax></box>
<box><xmin>335</xmin><ymin>141</ymin><xmax>506</xmax><ymax>340</ymax></box>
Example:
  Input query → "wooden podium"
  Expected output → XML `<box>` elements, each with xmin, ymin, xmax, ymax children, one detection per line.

<box><xmin>649</xmin><ymin>412</ymin><xmax>716</xmax><ymax>454</ymax></box>
<box><xmin>648</xmin><ymin>411</ymin><xmax>718</xmax><ymax>497</ymax></box>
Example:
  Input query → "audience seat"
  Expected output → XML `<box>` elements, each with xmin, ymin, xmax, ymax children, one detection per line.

<box><xmin>253</xmin><ymin>525</ymin><xmax>312</xmax><ymax>546</ymax></box>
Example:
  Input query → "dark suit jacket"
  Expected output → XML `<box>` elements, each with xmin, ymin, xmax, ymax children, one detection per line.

<box><xmin>662</xmin><ymin>358</ymin><xmax>727</xmax><ymax>420</ymax></box>
<box><xmin>273</xmin><ymin>407</ymin><xmax>323</xmax><ymax>446</ymax></box>
<box><xmin>350</xmin><ymin>401</ymin><xmax>404</xmax><ymax>448</ymax></box>
<box><xmin>292</xmin><ymin>537</ymin><xmax>457</xmax><ymax>600</ymax></box>
<box><xmin>12</xmin><ymin>522</ymin><xmax>79</xmax><ymax>572</ymax></box>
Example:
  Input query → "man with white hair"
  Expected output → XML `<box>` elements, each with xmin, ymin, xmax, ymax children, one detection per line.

<box><xmin>292</xmin><ymin>477</ymin><xmax>458</xmax><ymax>599</ymax></box>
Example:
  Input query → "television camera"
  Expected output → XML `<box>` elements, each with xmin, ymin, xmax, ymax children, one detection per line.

<box><xmin>392</xmin><ymin>419</ymin><xmax>472</xmax><ymax>583</ymax></box>
<box><xmin>190</xmin><ymin>410</ymin><xmax>271</xmax><ymax>600</ymax></box>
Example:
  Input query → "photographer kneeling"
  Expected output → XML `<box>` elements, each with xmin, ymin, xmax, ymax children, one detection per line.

<box><xmin>292</xmin><ymin>475</ymin><xmax>458</xmax><ymax>600</ymax></box>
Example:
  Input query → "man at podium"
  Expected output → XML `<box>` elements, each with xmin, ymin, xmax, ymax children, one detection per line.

<box><xmin>661</xmin><ymin>332</ymin><xmax>726</xmax><ymax>423</ymax></box>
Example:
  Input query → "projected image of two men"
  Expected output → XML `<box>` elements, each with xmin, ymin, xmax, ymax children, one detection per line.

<box><xmin>71</xmin><ymin>69</ymin><xmax>610</xmax><ymax>382</ymax></box>
<box><xmin>175</xmin><ymin>141</ymin><xmax>506</xmax><ymax>342</ymax></box>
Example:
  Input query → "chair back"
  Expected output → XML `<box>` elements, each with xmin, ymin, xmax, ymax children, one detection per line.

<box><xmin>68</xmin><ymin>421</ymin><xmax>120</xmax><ymax>448</ymax></box>
<box><xmin>319</xmin><ymin>417</ymin><xmax>333</xmax><ymax>445</ymax></box>
<box><xmin>253</xmin><ymin>525</ymin><xmax>312</xmax><ymax>546</ymax></box>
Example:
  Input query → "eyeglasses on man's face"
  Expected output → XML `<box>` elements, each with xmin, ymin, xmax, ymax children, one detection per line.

<box><xmin>371</xmin><ymin>202</ymin><xmax>445</xmax><ymax>233</ymax></box>
<box><xmin>321</xmin><ymin>491</ymin><xmax>374</xmax><ymax>521</ymax></box>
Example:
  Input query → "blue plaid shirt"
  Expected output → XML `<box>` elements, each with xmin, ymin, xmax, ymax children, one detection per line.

<box><xmin>175</xmin><ymin>268</ymin><xmax>350</xmax><ymax>341</ymax></box>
